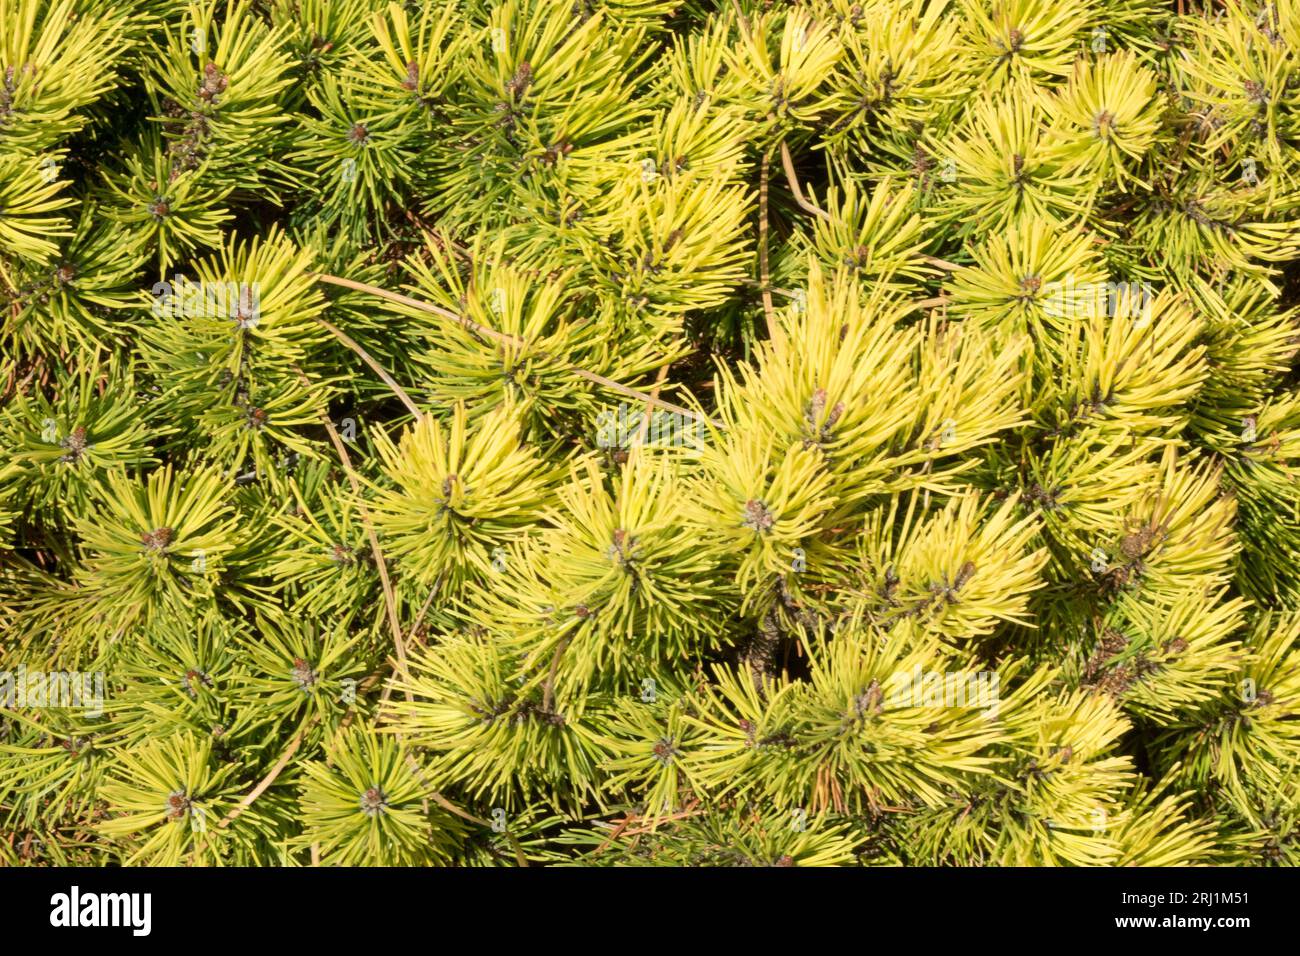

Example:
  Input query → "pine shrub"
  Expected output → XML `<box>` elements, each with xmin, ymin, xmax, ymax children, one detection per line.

<box><xmin>1</xmin><ymin>0</ymin><xmax>1298</xmax><ymax>867</ymax></box>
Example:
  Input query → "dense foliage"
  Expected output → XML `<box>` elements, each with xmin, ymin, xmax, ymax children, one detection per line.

<box><xmin>2</xmin><ymin>0</ymin><xmax>1299</xmax><ymax>866</ymax></box>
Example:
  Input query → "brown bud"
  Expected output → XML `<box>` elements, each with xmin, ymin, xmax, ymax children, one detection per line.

<box><xmin>291</xmin><ymin>658</ymin><xmax>318</xmax><ymax>691</ymax></box>
<box><xmin>359</xmin><ymin>786</ymin><xmax>387</xmax><ymax>816</ymax></box>
<box><xmin>140</xmin><ymin>527</ymin><xmax>175</xmax><ymax>552</ymax></box>
<box><xmin>741</xmin><ymin>499</ymin><xmax>776</xmax><ymax>533</ymax></box>
<box><xmin>165</xmin><ymin>790</ymin><xmax>191</xmax><ymax>821</ymax></box>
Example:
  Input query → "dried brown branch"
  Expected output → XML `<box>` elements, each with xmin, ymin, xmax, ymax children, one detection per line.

<box><xmin>780</xmin><ymin>141</ymin><xmax>831</xmax><ymax>222</ymax></box>
<box><xmin>316</xmin><ymin>315</ymin><xmax>423</xmax><ymax>418</ymax></box>
<box><xmin>759</xmin><ymin>144</ymin><xmax>776</xmax><ymax>332</ymax></box>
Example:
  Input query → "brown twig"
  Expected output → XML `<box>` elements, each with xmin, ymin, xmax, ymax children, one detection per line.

<box><xmin>221</xmin><ymin>721</ymin><xmax>313</xmax><ymax>826</ymax></box>
<box><xmin>618</xmin><ymin>804</ymin><xmax>707</xmax><ymax>838</ymax></box>
<box><xmin>591</xmin><ymin>800</ymin><xmax>706</xmax><ymax>856</ymax></box>
<box><xmin>759</xmin><ymin>144</ymin><xmax>777</xmax><ymax>332</ymax></box>
<box><xmin>911</xmin><ymin>295</ymin><xmax>950</xmax><ymax>311</ymax></box>
<box><xmin>636</xmin><ymin>363</ymin><xmax>671</xmax><ymax>447</ymax></box>
<box><xmin>294</xmin><ymin>366</ymin><xmax>411</xmax><ymax>695</ymax></box>
<box><xmin>739</xmin><ymin>278</ymin><xmax>799</xmax><ymax>298</ymax></box>
<box><xmin>541</xmin><ymin>632</ymin><xmax>574</xmax><ymax>715</ymax></box>
<box><xmin>316</xmin><ymin>316</ymin><xmax>422</xmax><ymax>418</ymax></box>
<box><xmin>325</xmin><ymin>428</ymin><xmax>410</xmax><ymax>690</ymax></box>
<box><xmin>591</xmin><ymin>812</ymin><xmax>639</xmax><ymax>856</ymax></box>
<box><xmin>410</xmin><ymin>759</ymin><xmax>530</xmax><ymax>868</ymax></box>
<box><xmin>406</xmin><ymin>579</ymin><xmax>440</xmax><ymax>645</ymax></box>
<box><xmin>191</xmin><ymin>717</ymin><xmax>317</xmax><ymax>859</ymax></box>
<box><xmin>920</xmin><ymin>255</ymin><xmax>961</xmax><ymax>271</ymax></box>
<box><xmin>381</xmin><ymin>577</ymin><xmax>441</xmax><ymax>706</ymax></box>
<box><xmin>780</xmin><ymin>141</ymin><xmax>831</xmax><ymax>222</ymax></box>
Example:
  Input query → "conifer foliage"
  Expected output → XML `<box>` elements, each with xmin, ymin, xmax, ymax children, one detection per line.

<box><xmin>1</xmin><ymin>0</ymin><xmax>1299</xmax><ymax>867</ymax></box>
